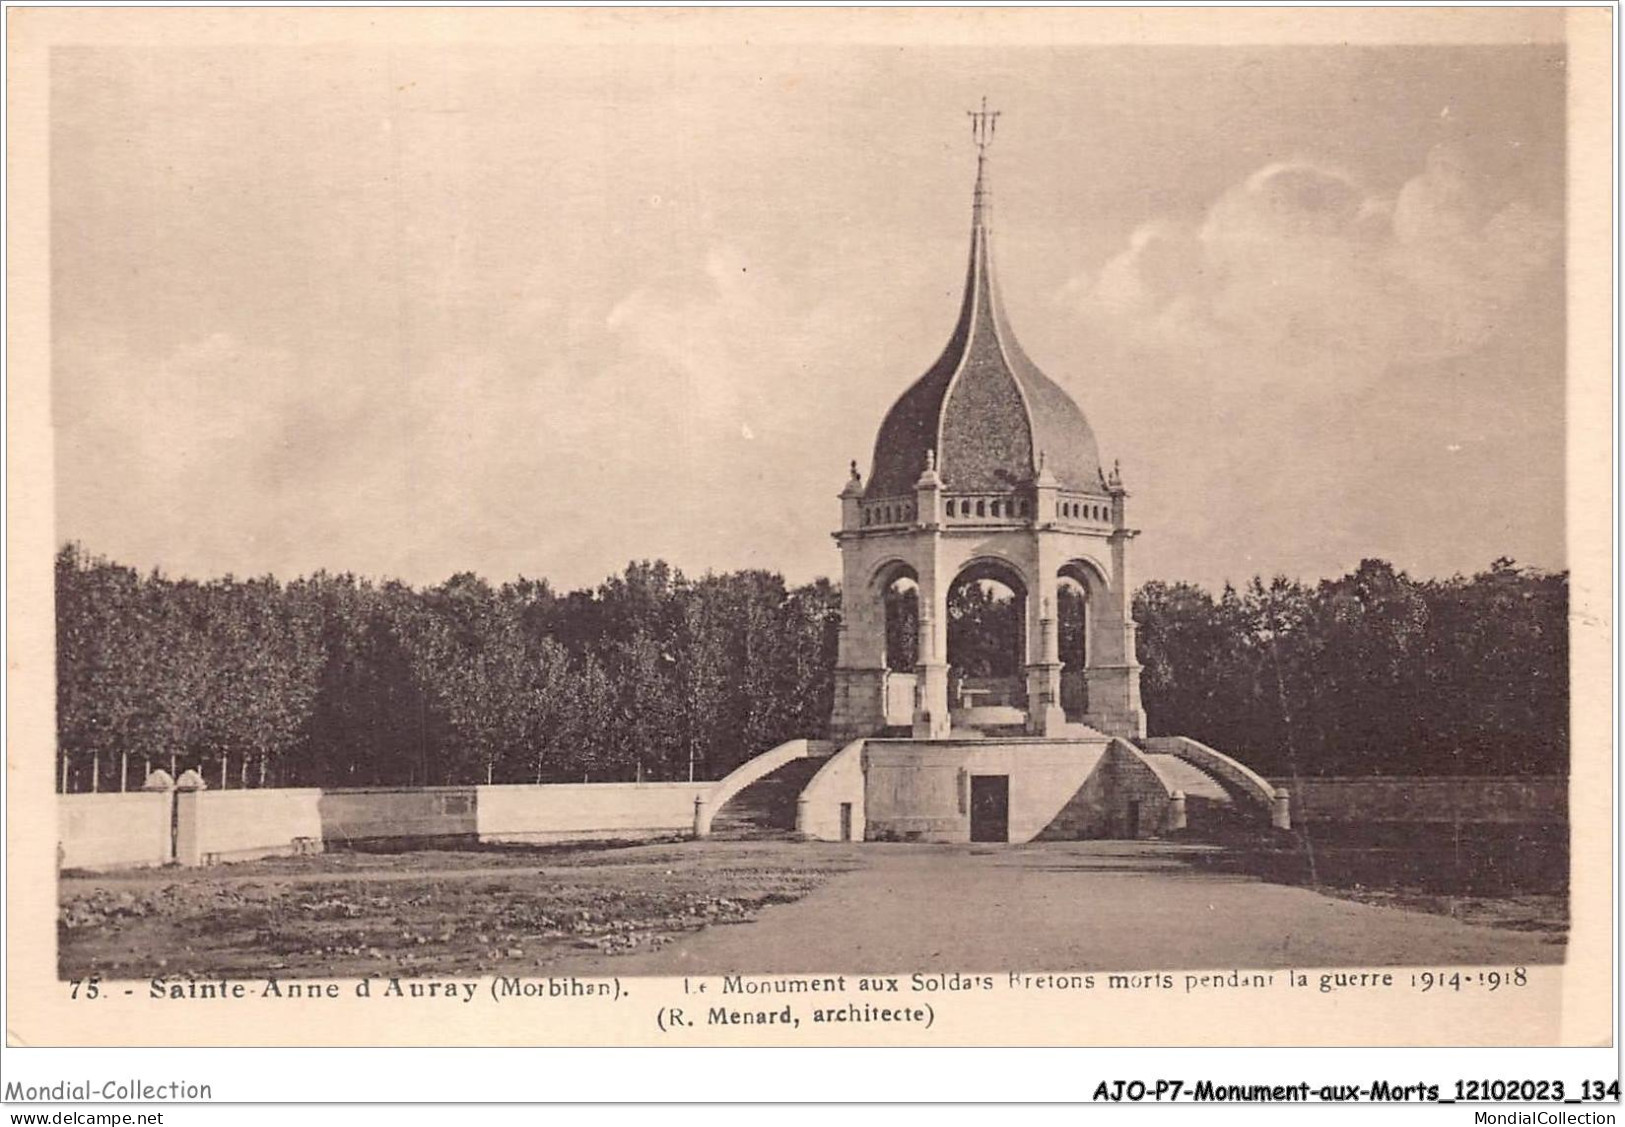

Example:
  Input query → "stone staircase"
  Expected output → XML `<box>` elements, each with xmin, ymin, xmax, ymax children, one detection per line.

<box><xmin>1138</xmin><ymin>753</ymin><xmax>1229</xmax><ymax>801</ymax></box>
<box><xmin>708</xmin><ymin>742</ymin><xmax>834</xmax><ymax>839</ymax></box>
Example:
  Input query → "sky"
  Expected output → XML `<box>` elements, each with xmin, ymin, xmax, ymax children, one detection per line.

<box><xmin>51</xmin><ymin>39</ymin><xmax>1567</xmax><ymax>593</ymax></box>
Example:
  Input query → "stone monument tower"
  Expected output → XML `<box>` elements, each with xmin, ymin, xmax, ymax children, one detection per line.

<box><xmin>830</xmin><ymin>102</ymin><xmax>1146</xmax><ymax>742</ymax></box>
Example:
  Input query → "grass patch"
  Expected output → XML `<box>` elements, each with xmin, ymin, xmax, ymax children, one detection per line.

<box><xmin>1188</xmin><ymin>822</ymin><xmax>1568</xmax><ymax>938</ymax></box>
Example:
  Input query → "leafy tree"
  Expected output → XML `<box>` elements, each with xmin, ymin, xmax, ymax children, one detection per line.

<box><xmin>883</xmin><ymin>580</ymin><xmax>918</xmax><ymax>672</ymax></box>
<box><xmin>566</xmin><ymin>651</ymin><xmax>617</xmax><ymax>782</ymax></box>
<box><xmin>947</xmin><ymin>579</ymin><xmax>1023</xmax><ymax>678</ymax></box>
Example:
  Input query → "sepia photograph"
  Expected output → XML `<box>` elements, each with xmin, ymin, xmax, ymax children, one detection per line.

<box><xmin>5</xmin><ymin>6</ymin><xmax>1613</xmax><ymax>1059</ymax></box>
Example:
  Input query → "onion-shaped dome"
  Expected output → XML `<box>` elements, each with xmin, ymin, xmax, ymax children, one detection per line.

<box><xmin>865</xmin><ymin>152</ymin><xmax>1103</xmax><ymax>499</ymax></box>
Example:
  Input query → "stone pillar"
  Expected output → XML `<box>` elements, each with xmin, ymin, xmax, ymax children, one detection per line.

<box><xmin>693</xmin><ymin>794</ymin><xmax>711</xmax><ymax>839</ymax></box>
<box><xmin>912</xmin><ymin>617</ymin><xmax>951</xmax><ymax>740</ymax></box>
<box><xmin>914</xmin><ymin>452</ymin><xmax>943</xmax><ymax>529</ymax></box>
<box><xmin>840</xmin><ymin>462</ymin><xmax>864</xmax><ymax>532</ymax></box>
<box><xmin>1167</xmin><ymin>790</ymin><xmax>1188</xmax><ymax>832</ymax></box>
<box><xmin>1083</xmin><ymin>522</ymin><xmax>1147</xmax><ymax>738</ymax></box>
<box><xmin>141</xmin><ymin>769</ymin><xmax>178</xmax><ymax>865</ymax></box>
<box><xmin>912</xmin><ymin>542</ymin><xmax>950</xmax><ymax>739</ymax></box>
<box><xmin>1032</xmin><ymin>452</ymin><xmax>1060</xmax><ymax>525</ymax></box>
<box><xmin>173</xmin><ymin>768</ymin><xmax>208</xmax><ymax>867</ymax></box>
<box><xmin>830</xmin><ymin>667</ymin><xmax>887</xmax><ymax>739</ymax></box>
<box><xmin>1272</xmin><ymin>788</ymin><xmax>1292</xmax><ymax>831</ymax></box>
<box><xmin>830</xmin><ymin>503</ymin><xmax>890</xmax><ymax>737</ymax></box>
<box><xmin>1025</xmin><ymin>594</ymin><xmax>1066</xmax><ymax>736</ymax></box>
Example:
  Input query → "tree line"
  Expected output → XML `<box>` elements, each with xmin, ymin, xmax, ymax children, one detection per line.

<box><xmin>56</xmin><ymin>546</ymin><xmax>1566</xmax><ymax>791</ymax></box>
<box><xmin>55</xmin><ymin>546</ymin><xmax>837</xmax><ymax>792</ymax></box>
<box><xmin>1134</xmin><ymin>558</ymin><xmax>1568</xmax><ymax>778</ymax></box>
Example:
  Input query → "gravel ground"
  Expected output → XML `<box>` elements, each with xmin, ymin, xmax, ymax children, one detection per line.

<box><xmin>58</xmin><ymin>840</ymin><xmax>862</xmax><ymax>979</ymax></box>
<box><xmin>59</xmin><ymin>839</ymin><xmax>1563</xmax><ymax>980</ymax></box>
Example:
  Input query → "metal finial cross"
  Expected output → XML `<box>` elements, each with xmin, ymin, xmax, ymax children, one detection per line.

<box><xmin>968</xmin><ymin>96</ymin><xmax>1000</xmax><ymax>153</ymax></box>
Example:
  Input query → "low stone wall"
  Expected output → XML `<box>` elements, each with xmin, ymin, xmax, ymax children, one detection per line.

<box><xmin>478</xmin><ymin>782</ymin><xmax>703</xmax><ymax>843</ymax></box>
<box><xmin>1269</xmin><ymin>776</ymin><xmax>1567</xmax><ymax>825</ymax></box>
<box><xmin>195</xmin><ymin>788</ymin><xmax>323</xmax><ymax>862</ymax></box>
<box><xmin>59</xmin><ymin>792</ymin><xmax>172</xmax><ymax>870</ymax></box>
<box><xmin>60</xmin><ymin>780</ymin><xmax>712</xmax><ymax>871</ymax></box>
<box><xmin>315</xmin><ymin>787</ymin><xmax>479</xmax><ymax>846</ymax></box>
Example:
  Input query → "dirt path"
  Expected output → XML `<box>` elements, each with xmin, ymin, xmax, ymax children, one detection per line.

<box><xmin>563</xmin><ymin>841</ymin><xmax>1565</xmax><ymax>975</ymax></box>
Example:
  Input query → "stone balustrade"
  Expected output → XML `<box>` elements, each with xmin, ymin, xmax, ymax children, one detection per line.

<box><xmin>859</xmin><ymin>498</ymin><xmax>919</xmax><ymax>528</ymax></box>
<box><xmin>1053</xmin><ymin>495</ymin><xmax>1113</xmax><ymax>525</ymax></box>
<box><xmin>858</xmin><ymin>492</ymin><xmax>1114</xmax><ymax>530</ymax></box>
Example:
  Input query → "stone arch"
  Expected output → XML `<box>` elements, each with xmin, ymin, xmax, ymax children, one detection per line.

<box><xmin>1058</xmin><ymin>555</ymin><xmax>1110</xmax><ymax>595</ymax></box>
<box><xmin>956</xmin><ymin>553</ymin><xmax>1032</xmax><ymax>594</ymax></box>
<box><xmin>1056</xmin><ymin>573</ymin><xmax>1090</xmax><ymax>666</ymax></box>
<box><xmin>947</xmin><ymin>556</ymin><xmax>1029</xmax><ymax>703</ymax></box>
<box><xmin>1058</xmin><ymin>558</ymin><xmax>1111</xmax><ymax>720</ymax></box>
<box><xmin>870</xmin><ymin>559</ymin><xmax>920</xmax><ymax>674</ymax></box>
<box><xmin>869</xmin><ymin>556</ymin><xmax>919</xmax><ymax>593</ymax></box>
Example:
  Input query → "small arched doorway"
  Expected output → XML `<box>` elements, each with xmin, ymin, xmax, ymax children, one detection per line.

<box><xmin>946</xmin><ymin>559</ymin><xmax>1028</xmax><ymax>716</ymax></box>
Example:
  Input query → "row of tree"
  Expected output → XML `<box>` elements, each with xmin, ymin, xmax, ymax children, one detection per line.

<box><xmin>56</xmin><ymin>547</ymin><xmax>837</xmax><ymax>791</ymax></box>
<box><xmin>55</xmin><ymin>547</ymin><xmax>1567</xmax><ymax>791</ymax></box>
<box><xmin>1134</xmin><ymin>558</ymin><xmax>1569</xmax><ymax>778</ymax></box>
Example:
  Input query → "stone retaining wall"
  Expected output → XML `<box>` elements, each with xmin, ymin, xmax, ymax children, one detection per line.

<box><xmin>58</xmin><ymin>792</ymin><xmax>172</xmax><ymax>870</ymax></box>
<box><xmin>1267</xmin><ymin>776</ymin><xmax>1566</xmax><ymax>825</ymax></box>
<box><xmin>59</xmin><ymin>781</ymin><xmax>710</xmax><ymax>870</ymax></box>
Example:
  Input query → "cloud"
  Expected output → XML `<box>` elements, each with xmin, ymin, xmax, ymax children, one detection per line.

<box><xmin>1040</xmin><ymin>144</ymin><xmax>1564</xmax><ymax>587</ymax></box>
<box><xmin>1067</xmin><ymin>149</ymin><xmax>1560</xmax><ymax>383</ymax></box>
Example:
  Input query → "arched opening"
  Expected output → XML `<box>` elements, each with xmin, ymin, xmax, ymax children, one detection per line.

<box><xmin>875</xmin><ymin>562</ymin><xmax>921</xmax><ymax>728</ymax></box>
<box><xmin>882</xmin><ymin>573</ymin><xmax>919</xmax><ymax>672</ymax></box>
<box><xmin>1057</xmin><ymin>575</ymin><xmax>1089</xmax><ymax>719</ymax></box>
<box><xmin>1057</xmin><ymin>560</ymin><xmax>1107</xmax><ymax>720</ymax></box>
<box><xmin>947</xmin><ymin>560</ymin><xmax>1028</xmax><ymax>714</ymax></box>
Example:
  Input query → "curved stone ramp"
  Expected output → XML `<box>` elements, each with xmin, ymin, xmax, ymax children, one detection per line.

<box><xmin>795</xmin><ymin>739</ymin><xmax>867</xmax><ymax>841</ymax></box>
<box><xmin>1037</xmin><ymin>737</ymin><xmax>1276</xmax><ymax>839</ymax></box>
<box><xmin>1142</xmin><ymin>735</ymin><xmax>1277</xmax><ymax>813</ymax></box>
<box><xmin>699</xmin><ymin>739</ymin><xmax>835</xmax><ymax>839</ymax></box>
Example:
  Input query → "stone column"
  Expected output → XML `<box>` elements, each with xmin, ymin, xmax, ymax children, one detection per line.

<box><xmin>912</xmin><ymin>536</ymin><xmax>950</xmax><ymax>740</ymax></box>
<box><xmin>1083</xmin><ymin>517</ymin><xmax>1147</xmax><ymax>738</ymax></box>
<box><xmin>914</xmin><ymin>451</ymin><xmax>943</xmax><ymax>530</ymax></box>
<box><xmin>1025</xmin><ymin>593</ymin><xmax>1066</xmax><ymax>736</ymax></box>
<box><xmin>1272</xmin><ymin>788</ymin><xmax>1292</xmax><ymax>830</ymax></box>
<box><xmin>831</xmin><ymin>667</ymin><xmax>887</xmax><ymax>739</ymax></box>
<box><xmin>172</xmin><ymin>768</ymin><xmax>208</xmax><ymax>867</ymax></box>
<box><xmin>1167</xmin><ymin>790</ymin><xmax>1188</xmax><ymax>832</ymax></box>
<box><xmin>829</xmin><ymin>522</ymin><xmax>889</xmax><ymax>739</ymax></box>
<box><xmin>1031</xmin><ymin>454</ymin><xmax>1060</xmax><ymax>532</ymax></box>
